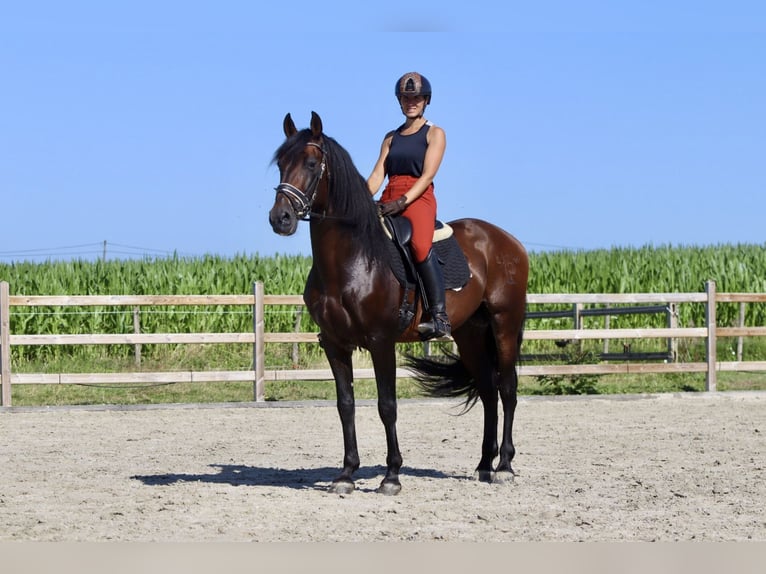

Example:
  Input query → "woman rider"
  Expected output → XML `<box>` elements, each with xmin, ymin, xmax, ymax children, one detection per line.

<box><xmin>367</xmin><ymin>72</ymin><xmax>450</xmax><ymax>340</ymax></box>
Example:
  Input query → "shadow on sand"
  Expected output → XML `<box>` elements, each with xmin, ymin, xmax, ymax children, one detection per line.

<box><xmin>132</xmin><ymin>464</ymin><xmax>458</xmax><ymax>492</ymax></box>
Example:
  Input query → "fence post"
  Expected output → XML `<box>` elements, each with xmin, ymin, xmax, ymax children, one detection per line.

<box><xmin>253</xmin><ymin>281</ymin><xmax>265</xmax><ymax>402</ymax></box>
<box><xmin>736</xmin><ymin>302</ymin><xmax>745</xmax><ymax>362</ymax></box>
<box><xmin>668</xmin><ymin>303</ymin><xmax>678</xmax><ymax>362</ymax></box>
<box><xmin>705</xmin><ymin>280</ymin><xmax>717</xmax><ymax>392</ymax></box>
<box><xmin>573</xmin><ymin>303</ymin><xmax>583</xmax><ymax>352</ymax></box>
<box><xmin>292</xmin><ymin>306</ymin><xmax>302</xmax><ymax>366</ymax></box>
<box><xmin>133</xmin><ymin>306</ymin><xmax>142</xmax><ymax>367</ymax></box>
<box><xmin>1</xmin><ymin>281</ymin><xmax>12</xmax><ymax>406</ymax></box>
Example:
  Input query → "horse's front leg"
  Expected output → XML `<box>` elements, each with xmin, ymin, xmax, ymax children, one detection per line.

<box><xmin>370</xmin><ymin>341</ymin><xmax>402</xmax><ymax>495</ymax></box>
<box><xmin>322</xmin><ymin>336</ymin><xmax>359</xmax><ymax>494</ymax></box>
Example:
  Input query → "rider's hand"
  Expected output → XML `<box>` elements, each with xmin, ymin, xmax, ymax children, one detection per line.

<box><xmin>378</xmin><ymin>196</ymin><xmax>407</xmax><ymax>217</ymax></box>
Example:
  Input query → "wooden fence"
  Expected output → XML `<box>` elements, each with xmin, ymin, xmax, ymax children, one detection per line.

<box><xmin>2</xmin><ymin>280</ymin><xmax>766</xmax><ymax>407</ymax></box>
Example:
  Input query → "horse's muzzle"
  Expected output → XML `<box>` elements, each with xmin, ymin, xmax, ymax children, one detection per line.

<box><xmin>269</xmin><ymin>203</ymin><xmax>298</xmax><ymax>236</ymax></box>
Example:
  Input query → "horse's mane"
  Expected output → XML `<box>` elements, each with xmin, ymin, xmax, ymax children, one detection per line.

<box><xmin>273</xmin><ymin>129</ymin><xmax>391</xmax><ymax>264</ymax></box>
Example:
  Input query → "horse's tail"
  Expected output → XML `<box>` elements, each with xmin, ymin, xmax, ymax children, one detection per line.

<box><xmin>404</xmin><ymin>351</ymin><xmax>480</xmax><ymax>413</ymax></box>
<box><xmin>406</xmin><ymin>315</ymin><xmax>525</xmax><ymax>413</ymax></box>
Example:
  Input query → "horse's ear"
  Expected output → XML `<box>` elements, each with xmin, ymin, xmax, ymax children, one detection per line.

<box><xmin>310</xmin><ymin>111</ymin><xmax>322</xmax><ymax>137</ymax></box>
<box><xmin>283</xmin><ymin>113</ymin><xmax>297</xmax><ymax>137</ymax></box>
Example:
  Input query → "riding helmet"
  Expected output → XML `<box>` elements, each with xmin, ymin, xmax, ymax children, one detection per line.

<box><xmin>395</xmin><ymin>72</ymin><xmax>432</xmax><ymax>104</ymax></box>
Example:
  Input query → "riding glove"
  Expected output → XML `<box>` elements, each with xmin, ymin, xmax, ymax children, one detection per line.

<box><xmin>378</xmin><ymin>196</ymin><xmax>407</xmax><ymax>217</ymax></box>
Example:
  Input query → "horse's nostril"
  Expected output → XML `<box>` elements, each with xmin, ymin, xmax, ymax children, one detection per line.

<box><xmin>269</xmin><ymin>206</ymin><xmax>297</xmax><ymax>236</ymax></box>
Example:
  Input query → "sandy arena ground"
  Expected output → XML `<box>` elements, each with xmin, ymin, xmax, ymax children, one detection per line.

<box><xmin>1</xmin><ymin>392</ymin><xmax>764</xmax><ymax>542</ymax></box>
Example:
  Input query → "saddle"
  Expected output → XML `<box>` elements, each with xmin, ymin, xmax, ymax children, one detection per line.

<box><xmin>382</xmin><ymin>216</ymin><xmax>471</xmax><ymax>333</ymax></box>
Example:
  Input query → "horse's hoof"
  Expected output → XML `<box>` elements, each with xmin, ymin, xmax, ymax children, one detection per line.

<box><xmin>377</xmin><ymin>480</ymin><xmax>402</xmax><ymax>496</ymax></box>
<box><xmin>329</xmin><ymin>479</ymin><xmax>355</xmax><ymax>495</ymax></box>
<box><xmin>473</xmin><ymin>470</ymin><xmax>494</xmax><ymax>483</ymax></box>
<box><xmin>493</xmin><ymin>470</ymin><xmax>515</xmax><ymax>484</ymax></box>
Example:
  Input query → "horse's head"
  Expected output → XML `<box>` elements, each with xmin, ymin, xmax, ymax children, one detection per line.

<box><xmin>269</xmin><ymin>111</ymin><xmax>327</xmax><ymax>236</ymax></box>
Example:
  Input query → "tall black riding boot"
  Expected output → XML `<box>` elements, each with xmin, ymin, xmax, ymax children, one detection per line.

<box><xmin>416</xmin><ymin>249</ymin><xmax>451</xmax><ymax>340</ymax></box>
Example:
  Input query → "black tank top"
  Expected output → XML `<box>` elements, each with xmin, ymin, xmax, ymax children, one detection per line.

<box><xmin>385</xmin><ymin>122</ymin><xmax>431</xmax><ymax>178</ymax></box>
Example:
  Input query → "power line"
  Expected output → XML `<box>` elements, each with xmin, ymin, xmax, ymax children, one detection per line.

<box><xmin>0</xmin><ymin>242</ymin><xmax>104</xmax><ymax>255</ymax></box>
<box><xmin>0</xmin><ymin>241</ymin><xmax>196</xmax><ymax>262</ymax></box>
<box><xmin>107</xmin><ymin>242</ymin><xmax>180</xmax><ymax>256</ymax></box>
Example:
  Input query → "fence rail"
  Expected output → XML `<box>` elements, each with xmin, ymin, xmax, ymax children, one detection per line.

<box><xmin>2</xmin><ymin>280</ymin><xmax>766</xmax><ymax>406</ymax></box>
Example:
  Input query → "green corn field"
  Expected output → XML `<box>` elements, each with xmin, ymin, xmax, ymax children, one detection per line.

<box><xmin>2</xmin><ymin>243</ymin><xmax>766</xmax><ymax>372</ymax></box>
<box><xmin>528</xmin><ymin>243</ymin><xmax>766</xmax><ymax>333</ymax></box>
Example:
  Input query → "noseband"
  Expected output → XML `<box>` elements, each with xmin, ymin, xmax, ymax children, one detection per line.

<box><xmin>274</xmin><ymin>142</ymin><xmax>327</xmax><ymax>220</ymax></box>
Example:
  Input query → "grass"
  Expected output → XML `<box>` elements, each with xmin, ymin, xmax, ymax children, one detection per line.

<box><xmin>7</xmin><ymin>338</ymin><xmax>766</xmax><ymax>407</ymax></box>
<box><xmin>7</xmin><ymin>335</ymin><xmax>766</xmax><ymax>407</ymax></box>
<box><xmin>9</xmin><ymin>371</ymin><xmax>766</xmax><ymax>408</ymax></box>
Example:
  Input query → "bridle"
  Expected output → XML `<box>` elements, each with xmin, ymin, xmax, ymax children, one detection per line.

<box><xmin>274</xmin><ymin>142</ymin><xmax>327</xmax><ymax>221</ymax></box>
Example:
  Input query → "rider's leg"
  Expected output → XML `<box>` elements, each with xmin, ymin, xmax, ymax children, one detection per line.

<box><xmin>415</xmin><ymin>248</ymin><xmax>451</xmax><ymax>339</ymax></box>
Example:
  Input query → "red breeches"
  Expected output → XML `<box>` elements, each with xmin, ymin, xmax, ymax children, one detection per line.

<box><xmin>381</xmin><ymin>175</ymin><xmax>437</xmax><ymax>262</ymax></box>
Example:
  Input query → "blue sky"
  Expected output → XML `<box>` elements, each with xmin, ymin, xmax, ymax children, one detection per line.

<box><xmin>1</xmin><ymin>1</ymin><xmax>764</xmax><ymax>261</ymax></box>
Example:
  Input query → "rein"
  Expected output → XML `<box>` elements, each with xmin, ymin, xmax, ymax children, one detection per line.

<box><xmin>274</xmin><ymin>142</ymin><xmax>328</xmax><ymax>221</ymax></box>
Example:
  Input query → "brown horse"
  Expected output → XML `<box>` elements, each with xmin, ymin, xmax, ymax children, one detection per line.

<box><xmin>269</xmin><ymin>112</ymin><xmax>529</xmax><ymax>495</ymax></box>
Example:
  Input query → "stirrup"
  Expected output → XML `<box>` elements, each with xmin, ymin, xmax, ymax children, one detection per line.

<box><xmin>417</xmin><ymin>312</ymin><xmax>451</xmax><ymax>340</ymax></box>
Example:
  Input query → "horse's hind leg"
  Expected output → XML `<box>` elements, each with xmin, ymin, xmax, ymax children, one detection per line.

<box><xmin>491</xmin><ymin>313</ymin><xmax>523</xmax><ymax>484</ymax></box>
<box><xmin>452</xmin><ymin>317</ymin><xmax>498</xmax><ymax>483</ymax></box>
<box><xmin>493</xmin><ymin>366</ymin><xmax>518</xmax><ymax>483</ymax></box>
<box><xmin>476</xmin><ymin>371</ymin><xmax>500</xmax><ymax>483</ymax></box>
